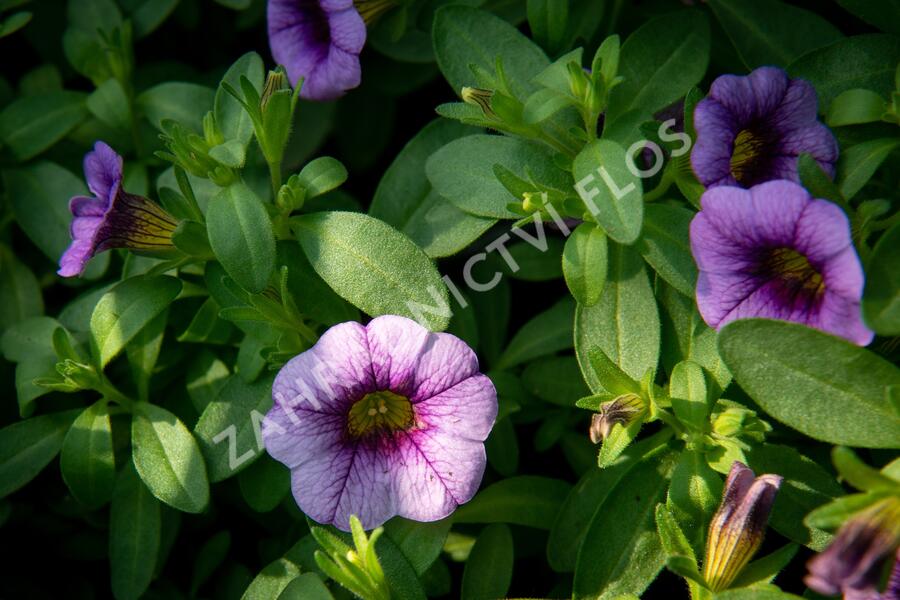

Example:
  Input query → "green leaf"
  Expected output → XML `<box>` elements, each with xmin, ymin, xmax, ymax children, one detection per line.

<box><xmin>834</xmin><ymin>0</ymin><xmax>900</xmax><ymax>35</ymax></box>
<box><xmin>131</xmin><ymin>402</ymin><xmax>210</xmax><ymax>513</ymax></box>
<box><xmin>0</xmin><ymin>409</ymin><xmax>79</xmax><ymax>497</ymax></box>
<box><xmin>186</xmin><ymin>350</ymin><xmax>231</xmax><ymax>413</ymax></box>
<box><xmin>576</xmin><ymin>244</ymin><xmax>660</xmax><ymax>393</ymax></box>
<box><xmin>126</xmin><ymin>0</ymin><xmax>179</xmax><ymax>37</ymax></box>
<box><xmin>126</xmin><ymin>310</ymin><xmax>167</xmax><ymax>402</ymax></box>
<box><xmin>0</xmin><ymin>11</ymin><xmax>31</xmax><ymax>38</ymax></box>
<box><xmin>0</xmin><ymin>90</ymin><xmax>87</xmax><ymax>161</ymax></box>
<box><xmin>2</xmin><ymin>161</ymin><xmax>84</xmax><ymax>262</ymax></box>
<box><xmin>137</xmin><ymin>82</ymin><xmax>215</xmax><ymax>131</ymax></box>
<box><xmin>178</xmin><ymin>297</ymin><xmax>234</xmax><ymax>344</ymax></box>
<box><xmin>522</xmin><ymin>356</ymin><xmax>591</xmax><ymax>406</ymax></box>
<box><xmin>746</xmin><ymin>443</ymin><xmax>846</xmax><ymax>551</ymax></box>
<box><xmin>826</xmin><ymin>88</ymin><xmax>888</xmax><ymax>126</ymax></box>
<box><xmin>194</xmin><ymin>374</ymin><xmax>274</xmax><ymax>481</ymax></box>
<box><xmin>606</xmin><ymin>10</ymin><xmax>710</xmax><ymax>121</ymax></box>
<box><xmin>238</xmin><ymin>455</ymin><xmax>290</xmax><ymax>513</ymax></box>
<box><xmin>90</xmin><ymin>275</ymin><xmax>183</xmax><ymax>368</ymax></box>
<box><xmin>527</xmin><ymin>0</ymin><xmax>568</xmax><ymax>55</ymax></box>
<box><xmin>638</xmin><ymin>203</ymin><xmax>698</xmax><ymax>298</ymax></box>
<box><xmin>432</xmin><ymin>5</ymin><xmax>549</xmax><ymax>100</ymax></box>
<box><xmin>371</xmin><ymin>119</ymin><xmax>496</xmax><ymax>258</ymax></box>
<box><xmin>563</xmin><ymin>223</ymin><xmax>608</xmax><ymax>306</ymax></box>
<box><xmin>190</xmin><ymin>531</ymin><xmax>232</xmax><ymax>597</ymax></box>
<box><xmin>670</xmin><ymin>360</ymin><xmax>711</xmax><ymax>431</ymax></box>
<box><xmin>216</xmin><ymin>52</ymin><xmax>264</xmax><ymax>146</ymax></box>
<box><xmin>426</xmin><ymin>134</ymin><xmax>571</xmax><ymax>219</ymax></box>
<box><xmin>297</xmin><ymin>156</ymin><xmax>348</xmax><ymax>199</ymax></box>
<box><xmin>87</xmin><ymin>78</ymin><xmax>131</xmax><ymax>131</ymax></box>
<box><xmin>787</xmin><ymin>34</ymin><xmax>900</xmax><ymax>111</ymax></box>
<box><xmin>714</xmin><ymin>589</ymin><xmax>805</xmax><ymax>600</ymax></box>
<box><xmin>655</xmin><ymin>503</ymin><xmax>696</xmax><ymax>561</ymax></box>
<box><xmin>277</xmin><ymin>241</ymin><xmax>359</xmax><ymax>327</ymax></box>
<box><xmin>1</xmin><ymin>317</ymin><xmax>65</xmax><ymax>416</ymax></box>
<box><xmin>573</xmin><ymin>451</ymin><xmax>676</xmax><ymax>599</ymax></box>
<box><xmin>294</xmin><ymin>211</ymin><xmax>451</xmax><ymax>331</ymax></box>
<box><xmin>719</xmin><ymin>319</ymin><xmax>900</xmax><ymax>448</ymax></box>
<box><xmin>573</xmin><ymin>139</ymin><xmax>644</xmax><ymax>244</ymax></box>
<box><xmin>60</xmin><ymin>400</ymin><xmax>116</xmax><ymax>508</ymax></box>
<box><xmin>278</xmin><ymin>573</ymin><xmax>334</xmax><ymax>600</ymax></box>
<box><xmin>667</xmin><ymin>450</ymin><xmax>722</xmax><ymax>550</ymax></box>
<box><xmin>731</xmin><ymin>544</ymin><xmax>799</xmax><ymax>589</ymax></box>
<box><xmin>453</xmin><ymin>476</ymin><xmax>572</xmax><ymax>529</ymax></box>
<box><xmin>207</xmin><ymin>182</ymin><xmax>277</xmax><ymax>294</ymax></box>
<box><xmin>0</xmin><ymin>246</ymin><xmax>43</xmax><ymax>333</ymax></box>
<box><xmin>109</xmin><ymin>462</ymin><xmax>161</xmax><ymax>600</ymax></box>
<box><xmin>863</xmin><ymin>220</ymin><xmax>900</xmax><ymax>335</ymax></box>
<box><xmin>209</xmin><ymin>139</ymin><xmax>246</xmax><ymax>168</ymax></box>
<box><xmin>384</xmin><ymin>517</ymin><xmax>452</xmax><ymax>577</ymax></box>
<box><xmin>837</xmin><ymin>138</ymin><xmax>900</xmax><ymax>200</ymax></box>
<box><xmin>241</xmin><ymin>555</ymin><xmax>302</xmax><ymax>600</ymax></box>
<box><xmin>831</xmin><ymin>446</ymin><xmax>898</xmax><ymax>493</ymax></box>
<box><xmin>375</xmin><ymin>535</ymin><xmax>428</xmax><ymax>600</ymax></box>
<box><xmin>708</xmin><ymin>0</ymin><xmax>841</xmax><ymax>69</ymax></box>
<box><xmin>495</xmin><ymin>297</ymin><xmax>574</xmax><ymax>369</ymax></box>
<box><xmin>461</xmin><ymin>524</ymin><xmax>514</xmax><ymax>600</ymax></box>
<box><xmin>797</xmin><ymin>153</ymin><xmax>844</xmax><ymax>206</ymax></box>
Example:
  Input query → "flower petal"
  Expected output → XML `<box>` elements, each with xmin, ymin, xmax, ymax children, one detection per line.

<box><xmin>83</xmin><ymin>141</ymin><xmax>122</xmax><ymax>203</ymax></box>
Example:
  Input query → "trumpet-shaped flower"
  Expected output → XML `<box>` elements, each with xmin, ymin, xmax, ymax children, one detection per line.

<box><xmin>691</xmin><ymin>66</ymin><xmax>837</xmax><ymax>188</ymax></box>
<box><xmin>58</xmin><ymin>141</ymin><xmax>178</xmax><ymax>278</ymax></box>
<box><xmin>690</xmin><ymin>180</ymin><xmax>874</xmax><ymax>346</ymax></box>
<box><xmin>262</xmin><ymin>315</ymin><xmax>497</xmax><ymax>531</ymax></box>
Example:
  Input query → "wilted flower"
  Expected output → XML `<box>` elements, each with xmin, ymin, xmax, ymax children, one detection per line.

<box><xmin>703</xmin><ymin>462</ymin><xmax>782</xmax><ymax>591</ymax></box>
<box><xmin>589</xmin><ymin>393</ymin><xmax>645</xmax><ymax>443</ymax></box>
<box><xmin>690</xmin><ymin>180</ymin><xmax>874</xmax><ymax>346</ymax></box>
<box><xmin>262</xmin><ymin>315</ymin><xmax>497</xmax><ymax>531</ymax></box>
<box><xmin>268</xmin><ymin>0</ymin><xmax>374</xmax><ymax>101</ymax></box>
<box><xmin>807</xmin><ymin>499</ymin><xmax>900</xmax><ymax>600</ymax></box>
<box><xmin>58</xmin><ymin>141</ymin><xmax>178</xmax><ymax>278</ymax></box>
<box><xmin>691</xmin><ymin>66</ymin><xmax>837</xmax><ymax>188</ymax></box>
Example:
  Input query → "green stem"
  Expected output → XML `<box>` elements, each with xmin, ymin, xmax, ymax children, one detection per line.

<box><xmin>269</xmin><ymin>159</ymin><xmax>283</xmax><ymax>200</ymax></box>
<box><xmin>643</xmin><ymin>169</ymin><xmax>674</xmax><ymax>202</ymax></box>
<box><xmin>97</xmin><ymin>376</ymin><xmax>135</xmax><ymax>410</ymax></box>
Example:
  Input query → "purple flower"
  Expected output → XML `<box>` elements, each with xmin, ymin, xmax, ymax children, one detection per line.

<box><xmin>262</xmin><ymin>315</ymin><xmax>498</xmax><ymax>531</ymax></box>
<box><xmin>703</xmin><ymin>462</ymin><xmax>782</xmax><ymax>591</ymax></box>
<box><xmin>267</xmin><ymin>0</ymin><xmax>367</xmax><ymax>101</ymax></box>
<box><xmin>691</xmin><ymin>66</ymin><xmax>838</xmax><ymax>188</ymax></box>
<box><xmin>58</xmin><ymin>142</ymin><xmax>178</xmax><ymax>278</ymax></box>
<box><xmin>806</xmin><ymin>500</ymin><xmax>900</xmax><ymax>599</ymax></box>
<box><xmin>690</xmin><ymin>180</ymin><xmax>874</xmax><ymax>346</ymax></box>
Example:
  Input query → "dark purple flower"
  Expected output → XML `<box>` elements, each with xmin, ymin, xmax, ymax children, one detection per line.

<box><xmin>690</xmin><ymin>180</ymin><xmax>874</xmax><ymax>346</ymax></box>
<box><xmin>702</xmin><ymin>462</ymin><xmax>782</xmax><ymax>591</ymax></box>
<box><xmin>58</xmin><ymin>142</ymin><xmax>178</xmax><ymax>278</ymax></box>
<box><xmin>267</xmin><ymin>0</ymin><xmax>367</xmax><ymax>101</ymax></box>
<box><xmin>806</xmin><ymin>500</ymin><xmax>900</xmax><ymax>599</ymax></box>
<box><xmin>691</xmin><ymin>66</ymin><xmax>838</xmax><ymax>188</ymax></box>
<box><xmin>262</xmin><ymin>315</ymin><xmax>497</xmax><ymax>531</ymax></box>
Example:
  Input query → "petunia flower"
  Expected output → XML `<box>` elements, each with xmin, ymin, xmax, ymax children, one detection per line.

<box><xmin>262</xmin><ymin>315</ymin><xmax>498</xmax><ymax>531</ymax></box>
<box><xmin>702</xmin><ymin>461</ymin><xmax>782</xmax><ymax>592</ymax></box>
<box><xmin>268</xmin><ymin>0</ymin><xmax>392</xmax><ymax>101</ymax></box>
<box><xmin>58</xmin><ymin>141</ymin><xmax>178</xmax><ymax>278</ymax></box>
<box><xmin>691</xmin><ymin>66</ymin><xmax>838</xmax><ymax>188</ymax></box>
<box><xmin>806</xmin><ymin>499</ymin><xmax>900</xmax><ymax>600</ymax></box>
<box><xmin>690</xmin><ymin>180</ymin><xmax>874</xmax><ymax>346</ymax></box>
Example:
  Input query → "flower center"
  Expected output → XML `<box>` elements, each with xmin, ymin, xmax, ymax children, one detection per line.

<box><xmin>347</xmin><ymin>390</ymin><xmax>414</xmax><ymax>438</ymax></box>
<box><xmin>730</xmin><ymin>129</ymin><xmax>769</xmax><ymax>186</ymax></box>
<box><xmin>762</xmin><ymin>247</ymin><xmax>825</xmax><ymax>295</ymax></box>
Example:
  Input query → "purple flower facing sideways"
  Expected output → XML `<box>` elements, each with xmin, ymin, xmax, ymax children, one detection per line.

<box><xmin>262</xmin><ymin>315</ymin><xmax>497</xmax><ymax>531</ymax></box>
<box><xmin>58</xmin><ymin>142</ymin><xmax>178</xmax><ymax>278</ymax></box>
<box><xmin>690</xmin><ymin>180</ymin><xmax>874</xmax><ymax>346</ymax></box>
<box><xmin>268</xmin><ymin>0</ymin><xmax>367</xmax><ymax>101</ymax></box>
<box><xmin>806</xmin><ymin>499</ymin><xmax>900</xmax><ymax>600</ymax></box>
<box><xmin>691</xmin><ymin>66</ymin><xmax>837</xmax><ymax>188</ymax></box>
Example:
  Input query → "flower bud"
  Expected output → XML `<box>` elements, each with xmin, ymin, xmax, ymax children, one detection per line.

<box><xmin>589</xmin><ymin>393</ymin><xmax>645</xmax><ymax>443</ymax></box>
<box><xmin>461</xmin><ymin>87</ymin><xmax>496</xmax><ymax>118</ymax></box>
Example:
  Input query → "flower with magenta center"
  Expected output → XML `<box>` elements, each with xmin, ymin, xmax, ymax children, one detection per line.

<box><xmin>690</xmin><ymin>180</ymin><xmax>874</xmax><ymax>346</ymax></box>
<box><xmin>691</xmin><ymin>66</ymin><xmax>838</xmax><ymax>188</ymax></box>
<box><xmin>268</xmin><ymin>0</ymin><xmax>388</xmax><ymax>101</ymax></box>
<box><xmin>58</xmin><ymin>141</ymin><xmax>178</xmax><ymax>278</ymax></box>
<box><xmin>262</xmin><ymin>315</ymin><xmax>498</xmax><ymax>531</ymax></box>
<box><xmin>703</xmin><ymin>462</ymin><xmax>782</xmax><ymax>592</ymax></box>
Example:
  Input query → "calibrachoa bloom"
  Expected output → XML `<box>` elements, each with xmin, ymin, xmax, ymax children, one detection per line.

<box><xmin>703</xmin><ymin>462</ymin><xmax>782</xmax><ymax>592</ymax></box>
<box><xmin>806</xmin><ymin>499</ymin><xmax>900</xmax><ymax>600</ymax></box>
<box><xmin>58</xmin><ymin>142</ymin><xmax>178</xmax><ymax>278</ymax></box>
<box><xmin>268</xmin><ymin>0</ymin><xmax>369</xmax><ymax>101</ymax></box>
<box><xmin>690</xmin><ymin>180</ymin><xmax>874</xmax><ymax>346</ymax></box>
<box><xmin>691</xmin><ymin>66</ymin><xmax>838</xmax><ymax>188</ymax></box>
<box><xmin>262</xmin><ymin>315</ymin><xmax>498</xmax><ymax>531</ymax></box>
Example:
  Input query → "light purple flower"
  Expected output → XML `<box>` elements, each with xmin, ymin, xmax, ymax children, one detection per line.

<box><xmin>806</xmin><ymin>500</ymin><xmax>900</xmax><ymax>600</ymax></box>
<box><xmin>267</xmin><ymin>0</ymin><xmax>367</xmax><ymax>101</ymax></box>
<box><xmin>262</xmin><ymin>315</ymin><xmax>498</xmax><ymax>531</ymax></box>
<box><xmin>691</xmin><ymin>66</ymin><xmax>838</xmax><ymax>188</ymax></box>
<box><xmin>690</xmin><ymin>180</ymin><xmax>874</xmax><ymax>346</ymax></box>
<box><xmin>58</xmin><ymin>142</ymin><xmax>178</xmax><ymax>278</ymax></box>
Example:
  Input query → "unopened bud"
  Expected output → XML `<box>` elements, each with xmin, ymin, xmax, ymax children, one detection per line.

<box><xmin>589</xmin><ymin>393</ymin><xmax>644</xmax><ymax>443</ymax></box>
<box><xmin>261</xmin><ymin>67</ymin><xmax>290</xmax><ymax>113</ymax></box>
<box><xmin>461</xmin><ymin>87</ymin><xmax>496</xmax><ymax>118</ymax></box>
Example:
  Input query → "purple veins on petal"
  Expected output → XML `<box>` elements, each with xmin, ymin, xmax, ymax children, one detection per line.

<box><xmin>58</xmin><ymin>141</ymin><xmax>178</xmax><ymax>278</ymax></box>
<box><xmin>690</xmin><ymin>66</ymin><xmax>837</xmax><ymax>188</ymax></box>
<box><xmin>689</xmin><ymin>180</ymin><xmax>874</xmax><ymax>346</ymax></box>
<box><xmin>267</xmin><ymin>0</ymin><xmax>367</xmax><ymax>101</ymax></box>
<box><xmin>262</xmin><ymin>315</ymin><xmax>498</xmax><ymax>531</ymax></box>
